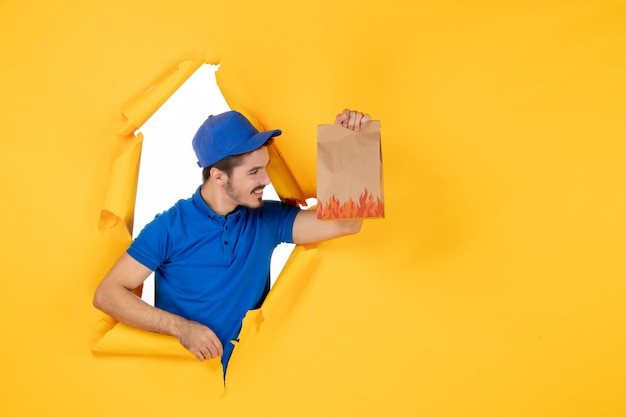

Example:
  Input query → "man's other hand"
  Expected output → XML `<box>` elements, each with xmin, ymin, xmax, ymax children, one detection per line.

<box><xmin>177</xmin><ymin>320</ymin><xmax>224</xmax><ymax>360</ymax></box>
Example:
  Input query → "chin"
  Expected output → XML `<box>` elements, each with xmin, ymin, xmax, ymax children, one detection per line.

<box><xmin>244</xmin><ymin>198</ymin><xmax>264</xmax><ymax>210</ymax></box>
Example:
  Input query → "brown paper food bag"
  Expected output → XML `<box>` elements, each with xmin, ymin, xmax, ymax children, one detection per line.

<box><xmin>316</xmin><ymin>120</ymin><xmax>384</xmax><ymax>219</ymax></box>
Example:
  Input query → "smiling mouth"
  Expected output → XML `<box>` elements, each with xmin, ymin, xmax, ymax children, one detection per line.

<box><xmin>252</xmin><ymin>187</ymin><xmax>264</xmax><ymax>196</ymax></box>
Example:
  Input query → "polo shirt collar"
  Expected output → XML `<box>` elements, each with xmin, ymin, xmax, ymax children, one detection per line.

<box><xmin>192</xmin><ymin>185</ymin><xmax>243</xmax><ymax>220</ymax></box>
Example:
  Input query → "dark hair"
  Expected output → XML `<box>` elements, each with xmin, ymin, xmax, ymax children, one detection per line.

<box><xmin>202</xmin><ymin>138</ymin><xmax>274</xmax><ymax>182</ymax></box>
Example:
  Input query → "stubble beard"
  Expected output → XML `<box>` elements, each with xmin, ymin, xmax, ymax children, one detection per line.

<box><xmin>225</xmin><ymin>180</ymin><xmax>264</xmax><ymax>210</ymax></box>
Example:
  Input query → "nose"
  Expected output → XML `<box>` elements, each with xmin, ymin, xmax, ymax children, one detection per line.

<box><xmin>259</xmin><ymin>169</ymin><xmax>270</xmax><ymax>185</ymax></box>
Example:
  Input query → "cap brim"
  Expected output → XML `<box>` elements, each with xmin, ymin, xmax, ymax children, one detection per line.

<box><xmin>229</xmin><ymin>129</ymin><xmax>282</xmax><ymax>156</ymax></box>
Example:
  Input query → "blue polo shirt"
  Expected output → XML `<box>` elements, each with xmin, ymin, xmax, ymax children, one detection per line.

<box><xmin>127</xmin><ymin>186</ymin><xmax>300</xmax><ymax>371</ymax></box>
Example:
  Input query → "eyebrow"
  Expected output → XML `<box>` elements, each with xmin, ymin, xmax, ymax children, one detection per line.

<box><xmin>248</xmin><ymin>162</ymin><xmax>270</xmax><ymax>173</ymax></box>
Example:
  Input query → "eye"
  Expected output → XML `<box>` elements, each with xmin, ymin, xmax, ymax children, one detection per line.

<box><xmin>249</xmin><ymin>169</ymin><xmax>258</xmax><ymax>175</ymax></box>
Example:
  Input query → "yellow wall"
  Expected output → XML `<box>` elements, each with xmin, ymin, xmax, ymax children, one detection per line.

<box><xmin>1</xmin><ymin>1</ymin><xmax>625</xmax><ymax>416</ymax></box>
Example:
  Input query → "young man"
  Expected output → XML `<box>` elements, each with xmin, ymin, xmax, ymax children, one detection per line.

<box><xmin>93</xmin><ymin>108</ymin><xmax>371</xmax><ymax>372</ymax></box>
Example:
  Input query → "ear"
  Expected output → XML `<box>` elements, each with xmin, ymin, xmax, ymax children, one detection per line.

<box><xmin>209</xmin><ymin>167</ymin><xmax>228</xmax><ymax>185</ymax></box>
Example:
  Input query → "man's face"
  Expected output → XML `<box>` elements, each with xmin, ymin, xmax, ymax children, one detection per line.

<box><xmin>224</xmin><ymin>146</ymin><xmax>271</xmax><ymax>209</ymax></box>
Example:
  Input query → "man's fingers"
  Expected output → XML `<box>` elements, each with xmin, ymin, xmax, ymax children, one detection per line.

<box><xmin>195</xmin><ymin>343</ymin><xmax>219</xmax><ymax>360</ymax></box>
<box><xmin>336</xmin><ymin>109</ymin><xmax>371</xmax><ymax>131</ymax></box>
<box><xmin>212</xmin><ymin>337</ymin><xmax>224</xmax><ymax>356</ymax></box>
<box><xmin>349</xmin><ymin>111</ymin><xmax>370</xmax><ymax>131</ymax></box>
<box><xmin>335</xmin><ymin>108</ymin><xmax>350</xmax><ymax>126</ymax></box>
<box><xmin>348</xmin><ymin>112</ymin><xmax>358</xmax><ymax>129</ymax></box>
<box><xmin>202</xmin><ymin>338</ymin><xmax>222</xmax><ymax>359</ymax></box>
<box><xmin>208</xmin><ymin>346</ymin><xmax>218</xmax><ymax>358</ymax></box>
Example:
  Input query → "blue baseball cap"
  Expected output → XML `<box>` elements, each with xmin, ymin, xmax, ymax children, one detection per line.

<box><xmin>192</xmin><ymin>110</ymin><xmax>282</xmax><ymax>168</ymax></box>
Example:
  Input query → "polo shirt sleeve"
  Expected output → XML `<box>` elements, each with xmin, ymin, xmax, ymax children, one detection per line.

<box><xmin>126</xmin><ymin>213</ymin><xmax>170</xmax><ymax>271</ymax></box>
<box><xmin>260</xmin><ymin>201</ymin><xmax>301</xmax><ymax>244</ymax></box>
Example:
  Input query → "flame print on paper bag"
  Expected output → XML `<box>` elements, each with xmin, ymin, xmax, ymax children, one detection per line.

<box><xmin>317</xmin><ymin>120</ymin><xmax>384</xmax><ymax>220</ymax></box>
<box><xmin>317</xmin><ymin>188</ymin><xmax>384</xmax><ymax>219</ymax></box>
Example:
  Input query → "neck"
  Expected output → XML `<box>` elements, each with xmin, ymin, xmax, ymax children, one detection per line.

<box><xmin>200</xmin><ymin>182</ymin><xmax>237</xmax><ymax>215</ymax></box>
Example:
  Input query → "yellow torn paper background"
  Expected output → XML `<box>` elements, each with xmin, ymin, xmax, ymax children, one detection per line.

<box><xmin>1</xmin><ymin>0</ymin><xmax>626</xmax><ymax>416</ymax></box>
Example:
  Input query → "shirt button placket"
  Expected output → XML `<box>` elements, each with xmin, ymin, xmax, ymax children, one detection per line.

<box><xmin>222</xmin><ymin>218</ymin><xmax>232</xmax><ymax>263</ymax></box>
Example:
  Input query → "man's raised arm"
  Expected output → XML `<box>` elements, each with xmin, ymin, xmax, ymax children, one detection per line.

<box><xmin>291</xmin><ymin>108</ymin><xmax>370</xmax><ymax>245</ymax></box>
